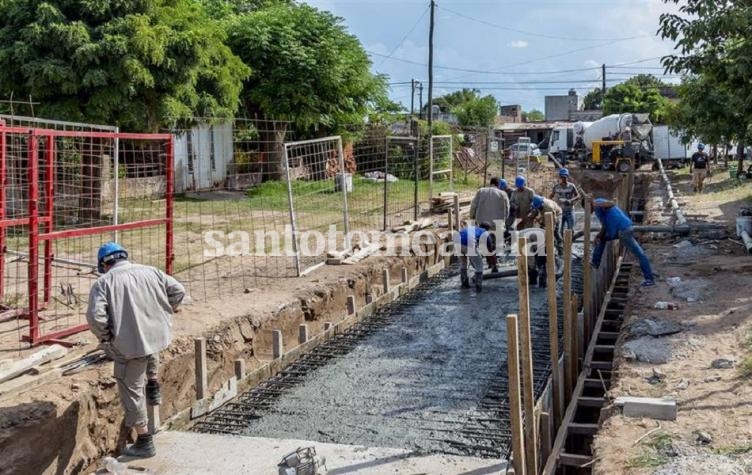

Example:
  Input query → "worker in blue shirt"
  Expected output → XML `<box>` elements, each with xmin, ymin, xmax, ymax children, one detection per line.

<box><xmin>591</xmin><ymin>198</ymin><xmax>655</xmax><ymax>287</ymax></box>
<box><xmin>457</xmin><ymin>221</ymin><xmax>495</xmax><ymax>292</ymax></box>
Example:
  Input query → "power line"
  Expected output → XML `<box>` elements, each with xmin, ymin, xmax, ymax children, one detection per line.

<box><xmin>376</xmin><ymin>5</ymin><xmax>430</xmax><ymax>68</ymax></box>
<box><xmin>439</xmin><ymin>5</ymin><xmax>648</xmax><ymax>43</ymax></box>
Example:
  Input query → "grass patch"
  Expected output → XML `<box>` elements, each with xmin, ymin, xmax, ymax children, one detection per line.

<box><xmin>626</xmin><ymin>431</ymin><xmax>675</xmax><ymax>469</ymax></box>
<box><xmin>714</xmin><ymin>443</ymin><xmax>752</xmax><ymax>456</ymax></box>
<box><xmin>739</xmin><ymin>357</ymin><xmax>752</xmax><ymax>378</ymax></box>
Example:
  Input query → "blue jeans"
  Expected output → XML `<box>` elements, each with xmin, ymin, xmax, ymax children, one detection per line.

<box><xmin>561</xmin><ymin>209</ymin><xmax>575</xmax><ymax>234</ymax></box>
<box><xmin>591</xmin><ymin>227</ymin><xmax>654</xmax><ymax>281</ymax></box>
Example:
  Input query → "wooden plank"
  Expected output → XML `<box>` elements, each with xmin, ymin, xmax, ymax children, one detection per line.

<box><xmin>578</xmin><ymin>396</ymin><xmax>606</xmax><ymax>408</ymax></box>
<box><xmin>545</xmin><ymin>212</ymin><xmax>562</xmax><ymax>426</ymax></box>
<box><xmin>567</xmin><ymin>422</ymin><xmax>599</xmax><ymax>435</ymax></box>
<box><xmin>559</xmin><ymin>453</ymin><xmax>593</xmax><ymax>467</ymax></box>
<box><xmin>194</xmin><ymin>338</ymin><xmax>207</xmax><ymax>400</ymax></box>
<box><xmin>598</xmin><ymin>331</ymin><xmax>620</xmax><ymax>341</ymax></box>
<box><xmin>590</xmin><ymin>361</ymin><xmax>613</xmax><ymax>371</ymax></box>
<box><xmin>191</xmin><ymin>376</ymin><xmax>238</xmax><ymax>419</ymax></box>
<box><xmin>562</xmin><ymin>230</ymin><xmax>574</xmax><ymax>403</ymax></box>
<box><xmin>540</xmin><ymin>411</ymin><xmax>552</xmax><ymax>468</ymax></box>
<box><xmin>516</xmin><ymin>236</ymin><xmax>538</xmax><ymax>475</ymax></box>
<box><xmin>583</xmin><ymin>194</ymin><xmax>592</xmax><ymax>343</ymax></box>
<box><xmin>506</xmin><ymin>314</ymin><xmax>526</xmax><ymax>475</ymax></box>
<box><xmin>542</xmin><ymin>255</ymin><xmax>624</xmax><ymax>475</ymax></box>
<box><xmin>0</xmin><ymin>345</ymin><xmax>67</xmax><ymax>384</ymax></box>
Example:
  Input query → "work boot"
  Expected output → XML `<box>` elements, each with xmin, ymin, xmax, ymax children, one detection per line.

<box><xmin>146</xmin><ymin>379</ymin><xmax>161</xmax><ymax>406</ymax></box>
<box><xmin>461</xmin><ymin>274</ymin><xmax>470</xmax><ymax>288</ymax></box>
<box><xmin>122</xmin><ymin>433</ymin><xmax>156</xmax><ymax>458</ymax></box>
<box><xmin>474</xmin><ymin>273</ymin><xmax>483</xmax><ymax>292</ymax></box>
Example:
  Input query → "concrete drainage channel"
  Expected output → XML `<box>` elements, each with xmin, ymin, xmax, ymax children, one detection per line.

<box><xmin>191</xmin><ymin>263</ymin><xmax>572</xmax><ymax>460</ymax></box>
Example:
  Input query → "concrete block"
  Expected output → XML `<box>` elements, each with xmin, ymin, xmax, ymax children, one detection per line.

<box><xmin>401</xmin><ymin>267</ymin><xmax>408</xmax><ymax>283</ymax></box>
<box><xmin>147</xmin><ymin>404</ymin><xmax>160</xmax><ymax>434</ymax></box>
<box><xmin>194</xmin><ymin>338</ymin><xmax>207</xmax><ymax>400</ymax></box>
<box><xmin>382</xmin><ymin>269</ymin><xmax>390</xmax><ymax>292</ymax></box>
<box><xmin>298</xmin><ymin>324</ymin><xmax>309</xmax><ymax>344</ymax></box>
<box><xmin>346</xmin><ymin>295</ymin><xmax>355</xmax><ymax>315</ymax></box>
<box><xmin>191</xmin><ymin>377</ymin><xmax>238</xmax><ymax>419</ymax></box>
<box><xmin>272</xmin><ymin>330</ymin><xmax>284</xmax><ymax>359</ymax></box>
<box><xmin>616</xmin><ymin>396</ymin><xmax>677</xmax><ymax>421</ymax></box>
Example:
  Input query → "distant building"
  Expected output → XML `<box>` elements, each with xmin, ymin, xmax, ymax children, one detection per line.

<box><xmin>569</xmin><ymin>110</ymin><xmax>603</xmax><ymax>121</ymax></box>
<box><xmin>545</xmin><ymin>89</ymin><xmax>581</xmax><ymax>121</ymax></box>
<box><xmin>498</xmin><ymin>104</ymin><xmax>522</xmax><ymax>123</ymax></box>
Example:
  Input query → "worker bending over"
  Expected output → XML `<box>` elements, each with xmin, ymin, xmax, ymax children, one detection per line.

<box><xmin>87</xmin><ymin>243</ymin><xmax>185</xmax><ymax>458</ymax></box>
<box><xmin>457</xmin><ymin>222</ymin><xmax>495</xmax><ymax>292</ymax></box>
<box><xmin>510</xmin><ymin>175</ymin><xmax>536</xmax><ymax>230</ymax></box>
<box><xmin>469</xmin><ymin>177</ymin><xmax>509</xmax><ymax>271</ymax></box>
<box><xmin>591</xmin><ymin>198</ymin><xmax>655</xmax><ymax>287</ymax></box>
<box><xmin>550</xmin><ymin>167</ymin><xmax>580</xmax><ymax>234</ymax></box>
<box><xmin>529</xmin><ymin>195</ymin><xmax>563</xmax><ymax>254</ymax></box>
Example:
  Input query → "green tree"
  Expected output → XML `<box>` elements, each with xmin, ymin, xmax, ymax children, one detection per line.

<box><xmin>0</xmin><ymin>0</ymin><xmax>249</xmax><ymax>131</ymax></box>
<box><xmin>225</xmin><ymin>3</ymin><xmax>388</xmax><ymax>177</ymax></box>
<box><xmin>522</xmin><ymin>109</ymin><xmax>544</xmax><ymax>122</ymax></box>
<box><xmin>431</xmin><ymin>89</ymin><xmax>482</xmax><ymax>113</ymax></box>
<box><xmin>603</xmin><ymin>75</ymin><xmax>671</xmax><ymax>123</ymax></box>
<box><xmin>659</xmin><ymin>0</ymin><xmax>752</xmax><ymax>175</ymax></box>
<box><xmin>583</xmin><ymin>88</ymin><xmax>603</xmax><ymax>110</ymax></box>
<box><xmin>453</xmin><ymin>95</ymin><xmax>498</xmax><ymax>127</ymax></box>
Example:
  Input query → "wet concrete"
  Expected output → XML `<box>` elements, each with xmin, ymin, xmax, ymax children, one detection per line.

<box><xmin>197</xmin><ymin>260</ymin><xmax>554</xmax><ymax>457</ymax></box>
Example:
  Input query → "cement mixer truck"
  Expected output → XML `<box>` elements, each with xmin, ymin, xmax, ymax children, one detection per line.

<box><xmin>548</xmin><ymin>113</ymin><xmax>653</xmax><ymax>172</ymax></box>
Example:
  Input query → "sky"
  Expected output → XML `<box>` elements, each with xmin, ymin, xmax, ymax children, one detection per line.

<box><xmin>302</xmin><ymin>0</ymin><xmax>683</xmax><ymax>112</ymax></box>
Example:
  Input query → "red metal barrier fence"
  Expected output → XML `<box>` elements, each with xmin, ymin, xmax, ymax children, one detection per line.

<box><xmin>0</xmin><ymin>121</ymin><xmax>173</xmax><ymax>346</ymax></box>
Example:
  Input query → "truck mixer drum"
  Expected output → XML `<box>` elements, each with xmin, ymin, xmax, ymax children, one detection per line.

<box><xmin>277</xmin><ymin>446</ymin><xmax>327</xmax><ymax>475</ymax></box>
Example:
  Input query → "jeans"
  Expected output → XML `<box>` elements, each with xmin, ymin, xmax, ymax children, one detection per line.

<box><xmin>591</xmin><ymin>227</ymin><xmax>654</xmax><ymax>281</ymax></box>
<box><xmin>561</xmin><ymin>209</ymin><xmax>575</xmax><ymax>234</ymax></box>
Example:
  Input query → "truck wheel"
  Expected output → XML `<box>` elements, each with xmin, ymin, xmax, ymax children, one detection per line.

<box><xmin>617</xmin><ymin>160</ymin><xmax>632</xmax><ymax>173</ymax></box>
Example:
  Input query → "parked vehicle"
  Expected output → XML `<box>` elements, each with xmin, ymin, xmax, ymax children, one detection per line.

<box><xmin>651</xmin><ymin>125</ymin><xmax>688</xmax><ymax>169</ymax></box>
<box><xmin>573</xmin><ymin>113</ymin><xmax>653</xmax><ymax>172</ymax></box>
<box><xmin>508</xmin><ymin>142</ymin><xmax>541</xmax><ymax>161</ymax></box>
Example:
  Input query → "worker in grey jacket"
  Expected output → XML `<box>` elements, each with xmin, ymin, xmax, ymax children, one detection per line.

<box><xmin>86</xmin><ymin>242</ymin><xmax>185</xmax><ymax>458</ymax></box>
<box><xmin>469</xmin><ymin>177</ymin><xmax>509</xmax><ymax>271</ymax></box>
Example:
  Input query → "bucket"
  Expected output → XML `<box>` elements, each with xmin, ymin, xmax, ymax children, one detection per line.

<box><xmin>736</xmin><ymin>216</ymin><xmax>752</xmax><ymax>237</ymax></box>
<box><xmin>335</xmin><ymin>173</ymin><xmax>353</xmax><ymax>193</ymax></box>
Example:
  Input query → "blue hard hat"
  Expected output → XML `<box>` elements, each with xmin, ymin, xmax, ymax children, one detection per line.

<box><xmin>532</xmin><ymin>195</ymin><xmax>544</xmax><ymax>209</ymax></box>
<box><xmin>698</xmin><ymin>143</ymin><xmax>705</xmax><ymax>150</ymax></box>
<box><xmin>559</xmin><ymin>167</ymin><xmax>570</xmax><ymax>177</ymax></box>
<box><xmin>97</xmin><ymin>242</ymin><xmax>128</xmax><ymax>273</ymax></box>
<box><xmin>515</xmin><ymin>175</ymin><xmax>526</xmax><ymax>188</ymax></box>
<box><xmin>499</xmin><ymin>179</ymin><xmax>508</xmax><ymax>190</ymax></box>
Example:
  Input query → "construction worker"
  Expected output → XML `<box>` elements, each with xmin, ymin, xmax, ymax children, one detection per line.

<box><xmin>498</xmin><ymin>178</ymin><xmax>513</xmax><ymax>200</ymax></box>
<box><xmin>86</xmin><ymin>243</ymin><xmax>185</xmax><ymax>458</ymax></box>
<box><xmin>510</xmin><ymin>175</ymin><xmax>536</xmax><ymax>230</ymax></box>
<box><xmin>457</xmin><ymin>221</ymin><xmax>495</xmax><ymax>292</ymax></box>
<box><xmin>550</xmin><ymin>167</ymin><xmax>580</xmax><ymax>234</ymax></box>
<box><xmin>591</xmin><ymin>198</ymin><xmax>655</xmax><ymax>287</ymax></box>
<box><xmin>690</xmin><ymin>143</ymin><xmax>711</xmax><ymax>192</ymax></box>
<box><xmin>469</xmin><ymin>177</ymin><xmax>509</xmax><ymax>271</ymax></box>
<box><xmin>529</xmin><ymin>195</ymin><xmax>563</xmax><ymax>254</ymax></box>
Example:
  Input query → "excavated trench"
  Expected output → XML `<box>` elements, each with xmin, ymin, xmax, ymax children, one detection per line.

<box><xmin>193</xmin><ymin>260</ymin><xmax>585</xmax><ymax>459</ymax></box>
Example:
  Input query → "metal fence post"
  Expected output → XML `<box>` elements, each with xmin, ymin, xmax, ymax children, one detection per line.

<box><xmin>283</xmin><ymin>144</ymin><xmax>301</xmax><ymax>276</ymax></box>
<box><xmin>383</xmin><ymin>137</ymin><xmax>389</xmax><ymax>231</ymax></box>
<box><xmin>337</xmin><ymin>137</ymin><xmax>350</xmax><ymax>248</ymax></box>
<box><xmin>428</xmin><ymin>135</ymin><xmax>434</xmax><ymax>201</ymax></box>
<box><xmin>412</xmin><ymin>138</ymin><xmax>419</xmax><ymax>221</ymax></box>
<box><xmin>113</xmin><ymin>128</ymin><xmax>120</xmax><ymax>241</ymax></box>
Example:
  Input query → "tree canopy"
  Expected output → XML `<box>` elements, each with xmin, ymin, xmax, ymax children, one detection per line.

<box><xmin>602</xmin><ymin>74</ymin><xmax>672</xmax><ymax>123</ymax></box>
<box><xmin>225</xmin><ymin>2</ymin><xmax>388</xmax><ymax>135</ymax></box>
<box><xmin>659</xmin><ymin>0</ymin><xmax>752</xmax><ymax>168</ymax></box>
<box><xmin>0</xmin><ymin>0</ymin><xmax>249</xmax><ymax>131</ymax></box>
<box><xmin>453</xmin><ymin>94</ymin><xmax>498</xmax><ymax>127</ymax></box>
<box><xmin>583</xmin><ymin>88</ymin><xmax>603</xmax><ymax>110</ymax></box>
<box><xmin>522</xmin><ymin>109</ymin><xmax>544</xmax><ymax>122</ymax></box>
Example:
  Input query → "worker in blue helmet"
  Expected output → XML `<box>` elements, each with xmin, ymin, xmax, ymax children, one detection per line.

<box><xmin>510</xmin><ymin>175</ymin><xmax>536</xmax><ymax>230</ymax></box>
<box><xmin>550</xmin><ymin>167</ymin><xmax>580</xmax><ymax>234</ymax></box>
<box><xmin>456</xmin><ymin>221</ymin><xmax>495</xmax><ymax>292</ymax></box>
<box><xmin>690</xmin><ymin>143</ymin><xmax>711</xmax><ymax>193</ymax></box>
<box><xmin>529</xmin><ymin>194</ymin><xmax>563</xmax><ymax>254</ymax></box>
<box><xmin>591</xmin><ymin>198</ymin><xmax>655</xmax><ymax>286</ymax></box>
<box><xmin>87</xmin><ymin>242</ymin><xmax>186</xmax><ymax>458</ymax></box>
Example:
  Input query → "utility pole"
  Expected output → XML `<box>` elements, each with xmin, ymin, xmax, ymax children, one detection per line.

<box><xmin>427</xmin><ymin>0</ymin><xmax>435</xmax><ymax>130</ymax></box>
<box><xmin>410</xmin><ymin>79</ymin><xmax>416</xmax><ymax>136</ymax></box>
<box><xmin>418</xmin><ymin>82</ymin><xmax>424</xmax><ymax>119</ymax></box>
<box><xmin>602</xmin><ymin>63</ymin><xmax>607</xmax><ymax>108</ymax></box>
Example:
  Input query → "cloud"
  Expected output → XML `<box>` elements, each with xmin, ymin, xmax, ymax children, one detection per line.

<box><xmin>508</xmin><ymin>40</ymin><xmax>529</xmax><ymax>49</ymax></box>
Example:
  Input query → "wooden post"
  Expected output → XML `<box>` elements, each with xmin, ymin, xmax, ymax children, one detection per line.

<box><xmin>540</xmin><ymin>411</ymin><xmax>552</xmax><ymax>466</ymax></box>
<box><xmin>401</xmin><ymin>266</ymin><xmax>408</xmax><ymax>284</ymax></box>
<box><xmin>562</xmin><ymin>230</ymin><xmax>574</xmax><ymax>401</ymax></box>
<box><xmin>346</xmin><ymin>295</ymin><xmax>355</xmax><ymax>315</ymax></box>
<box><xmin>382</xmin><ymin>268</ymin><xmax>390</xmax><ymax>292</ymax></box>
<box><xmin>147</xmin><ymin>404</ymin><xmax>160</xmax><ymax>435</ymax></box>
<box><xmin>453</xmin><ymin>194</ymin><xmax>461</xmax><ymax>228</ymax></box>
<box><xmin>447</xmin><ymin>209</ymin><xmax>453</xmax><ymax>231</ymax></box>
<box><xmin>572</xmin><ymin>295</ymin><xmax>580</xmax><ymax>376</ymax></box>
<box><xmin>516</xmin><ymin>236</ymin><xmax>538</xmax><ymax>475</ymax></box>
<box><xmin>194</xmin><ymin>337</ymin><xmax>207</xmax><ymax>400</ymax></box>
<box><xmin>272</xmin><ymin>330</ymin><xmax>283</xmax><ymax>359</ymax></box>
<box><xmin>506</xmin><ymin>314</ymin><xmax>526</xmax><ymax>475</ymax></box>
<box><xmin>544</xmin><ymin>212</ymin><xmax>562</xmax><ymax>425</ymax></box>
<box><xmin>234</xmin><ymin>358</ymin><xmax>246</xmax><ymax>380</ymax></box>
<box><xmin>583</xmin><ymin>194</ymin><xmax>593</xmax><ymax>345</ymax></box>
<box><xmin>298</xmin><ymin>324</ymin><xmax>309</xmax><ymax>344</ymax></box>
